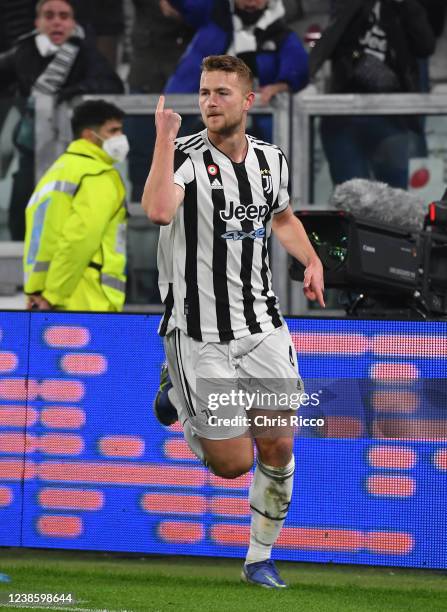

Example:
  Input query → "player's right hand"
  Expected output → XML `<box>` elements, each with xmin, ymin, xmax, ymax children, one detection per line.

<box><xmin>155</xmin><ymin>95</ymin><xmax>182</xmax><ymax>141</ymax></box>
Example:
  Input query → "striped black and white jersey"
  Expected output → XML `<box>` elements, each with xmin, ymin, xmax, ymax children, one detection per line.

<box><xmin>158</xmin><ymin>128</ymin><xmax>290</xmax><ymax>342</ymax></box>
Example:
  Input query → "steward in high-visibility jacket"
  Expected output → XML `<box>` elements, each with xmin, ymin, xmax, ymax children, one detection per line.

<box><xmin>23</xmin><ymin>137</ymin><xmax>127</xmax><ymax>311</ymax></box>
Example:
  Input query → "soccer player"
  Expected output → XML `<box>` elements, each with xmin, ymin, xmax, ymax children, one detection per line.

<box><xmin>142</xmin><ymin>55</ymin><xmax>324</xmax><ymax>588</ymax></box>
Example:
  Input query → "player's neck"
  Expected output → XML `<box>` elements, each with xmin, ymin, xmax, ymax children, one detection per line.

<box><xmin>207</xmin><ymin>130</ymin><xmax>248</xmax><ymax>164</ymax></box>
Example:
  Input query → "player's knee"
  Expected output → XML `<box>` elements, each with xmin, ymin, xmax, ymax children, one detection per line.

<box><xmin>210</xmin><ymin>458</ymin><xmax>254</xmax><ymax>479</ymax></box>
<box><xmin>259</xmin><ymin>439</ymin><xmax>293</xmax><ymax>467</ymax></box>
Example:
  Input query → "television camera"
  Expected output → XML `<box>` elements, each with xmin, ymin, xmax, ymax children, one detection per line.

<box><xmin>289</xmin><ymin>198</ymin><xmax>447</xmax><ymax>318</ymax></box>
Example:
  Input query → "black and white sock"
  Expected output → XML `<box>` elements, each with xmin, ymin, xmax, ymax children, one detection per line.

<box><xmin>245</xmin><ymin>455</ymin><xmax>295</xmax><ymax>565</ymax></box>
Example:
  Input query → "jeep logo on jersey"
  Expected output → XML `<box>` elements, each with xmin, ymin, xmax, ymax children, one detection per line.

<box><xmin>219</xmin><ymin>201</ymin><xmax>269</xmax><ymax>223</ymax></box>
<box><xmin>261</xmin><ymin>168</ymin><xmax>273</xmax><ymax>194</ymax></box>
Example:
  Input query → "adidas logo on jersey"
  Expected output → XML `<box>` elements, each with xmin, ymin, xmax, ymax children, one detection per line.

<box><xmin>220</xmin><ymin>201</ymin><xmax>269</xmax><ymax>223</ymax></box>
<box><xmin>211</xmin><ymin>178</ymin><xmax>223</xmax><ymax>190</ymax></box>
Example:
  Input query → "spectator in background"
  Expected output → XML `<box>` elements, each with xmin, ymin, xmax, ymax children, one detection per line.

<box><xmin>126</xmin><ymin>0</ymin><xmax>197</xmax><ymax>201</ymax></box>
<box><xmin>169</xmin><ymin>0</ymin><xmax>304</xmax><ymax>27</ymax></box>
<box><xmin>167</xmin><ymin>0</ymin><xmax>214</xmax><ymax>28</ymax></box>
<box><xmin>128</xmin><ymin>0</ymin><xmax>196</xmax><ymax>96</ymax></box>
<box><xmin>418</xmin><ymin>0</ymin><xmax>446</xmax><ymax>91</ymax></box>
<box><xmin>0</xmin><ymin>1</ymin><xmax>35</xmax><ymax>54</ymax></box>
<box><xmin>0</xmin><ymin>0</ymin><xmax>124</xmax><ymax>241</ymax></box>
<box><xmin>310</xmin><ymin>0</ymin><xmax>436</xmax><ymax>189</ymax></box>
<box><xmin>23</xmin><ymin>100</ymin><xmax>128</xmax><ymax>312</ymax></box>
<box><xmin>421</xmin><ymin>0</ymin><xmax>446</xmax><ymax>38</ymax></box>
<box><xmin>74</xmin><ymin>0</ymin><xmax>124</xmax><ymax>69</ymax></box>
<box><xmin>165</xmin><ymin>0</ymin><xmax>309</xmax><ymax>141</ymax></box>
<box><xmin>0</xmin><ymin>1</ymin><xmax>35</xmax><ymax>174</ymax></box>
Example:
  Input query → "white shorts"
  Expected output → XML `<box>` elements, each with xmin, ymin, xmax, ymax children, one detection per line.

<box><xmin>164</xmin><ymin>324</ymin><xmax>303</xmax><ymax>440</ymax></box>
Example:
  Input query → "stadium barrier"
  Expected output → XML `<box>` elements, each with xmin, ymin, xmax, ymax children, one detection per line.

<box><xmin>2</xmin><ymin>92</ymin><xmax>447</xmax><ymax>311</ymax></box>
<box><xmin>0</xmin><ymin>311</ymin><xmax>446</xmax><ymax>568</ymax></box>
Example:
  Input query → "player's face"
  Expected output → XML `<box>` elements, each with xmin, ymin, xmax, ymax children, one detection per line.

<box><xmin>199</xmin><ymin>70</ymin><xmax>254</xmax><ymax>137</ymax></box>
<box><xmin>35</xmin><ymin>0</ymin><xmax>76</xmax><ymax>45</ymax></box>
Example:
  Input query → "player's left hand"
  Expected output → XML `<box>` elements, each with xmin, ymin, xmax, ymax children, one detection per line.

<box><xmin>303</xmin><ymin>260</ymin><xmax>325</xmax><ymax>308</ymax></box>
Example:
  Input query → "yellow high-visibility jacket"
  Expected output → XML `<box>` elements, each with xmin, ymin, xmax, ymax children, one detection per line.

<box><xmin>23</xmin><ymin>138</ymin><xmax>127</xmax><ymax>311</ymax></box>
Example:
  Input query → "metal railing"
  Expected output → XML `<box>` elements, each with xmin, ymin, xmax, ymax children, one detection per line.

<box><xmin>292</xmin><ymin>91</ymin><xmax>447</xmax><ymax>207</ymax></box>
<box><xmin>3</xmin><ymin>91</ymin><xmax>447</xmax><ymax>312</ymax></box>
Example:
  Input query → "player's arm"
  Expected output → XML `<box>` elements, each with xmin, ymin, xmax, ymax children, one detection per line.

<box><xmin>272</xmin><ymin>205</ymin><xmax>325</xmax><ymax>308</ymax></box>
<box><xmin>141</xmin><ymin>95</ymin><xmax>184</xmax><ymax>225</ymax></box>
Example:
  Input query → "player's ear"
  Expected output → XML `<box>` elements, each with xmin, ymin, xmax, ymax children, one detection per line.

<box><xmin>244</xmin><ymin>91</ymin><xmax>255</xmax><ymax>111</ymax></box>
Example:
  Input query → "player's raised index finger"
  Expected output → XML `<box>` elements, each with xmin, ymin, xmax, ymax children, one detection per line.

<box><xmin>156</xmin><ymin>95</ymin><xmax>165</xmax><ymax>113</ymax></box>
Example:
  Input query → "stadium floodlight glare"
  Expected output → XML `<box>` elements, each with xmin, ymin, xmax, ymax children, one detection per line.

<box><xmin>289</xmin><ymin>202</ymin><xmax>447</xmax><ymax>317</ymax></box>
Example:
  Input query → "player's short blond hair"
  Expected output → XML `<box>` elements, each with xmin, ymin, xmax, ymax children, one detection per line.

<box><xmin>201</xmin><ymin>55</ymin><xmax>254</xmax><ymax>91</ymax></box>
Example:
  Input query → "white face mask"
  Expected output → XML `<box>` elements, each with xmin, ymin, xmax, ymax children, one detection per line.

<box><xmin>93</xmin><ymin>132</ymin><xmax>130</xmax><ymax>163</ymax></box>
<box><xmin>102</xmin><ymin>134</ymin><xmax>130</xmax><ymax>163</ymax></box>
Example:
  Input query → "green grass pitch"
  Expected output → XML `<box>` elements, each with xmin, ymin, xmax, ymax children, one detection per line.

<box><xmin>0</xmin><ymin>549</ymin><xmax>446</xmax><ymax>612</ymax></box>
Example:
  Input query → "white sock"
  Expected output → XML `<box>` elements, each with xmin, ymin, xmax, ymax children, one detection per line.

<box><xmin>245</xmin><ymin>456</ymin><xmax>295</xmax><ymax>565</ymax></box>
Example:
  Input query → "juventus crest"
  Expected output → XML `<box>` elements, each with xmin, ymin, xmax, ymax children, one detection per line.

<box><xmin>261</xmin><ymin>169</ymin><xmax>273</xmax><ymax>194</ymax></box>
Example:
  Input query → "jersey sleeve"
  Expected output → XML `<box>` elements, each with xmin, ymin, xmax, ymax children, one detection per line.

<box><xmin>274</xmin><ymin>151</ymin><xmax>290</xmax><ymax>214</ymax></box>
<box><xmin>173</xmin><ymin>147</ymin><xmax>194</xmax><ymax>190</ymax></box>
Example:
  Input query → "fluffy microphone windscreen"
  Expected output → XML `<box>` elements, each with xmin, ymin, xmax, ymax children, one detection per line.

<box><xmin>330</xmin><ymin>179</ymin><xmax>426</xmax><ymax>232</ymax></box>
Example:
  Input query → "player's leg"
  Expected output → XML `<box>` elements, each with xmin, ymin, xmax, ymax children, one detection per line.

<box><xmin>162</xmin><ymin>330</ymin><xmax>205</xmax><ymax>462</ymax></box>
<box><xmin>239</xmin><ymin>325</ymin><xmax>300</xmax><ymax>588</ymax></box>
<box><xmin>199</xmin><ymin>436</ymin><xmax>254</xmax><ymax>479</ymax></box>
<box><xmin>163</xmin><ymin>329</ymin><xmax>255</xmax><ymax>476</ymax></box>
<box><xmin>241</xmin><ymin>433</ymin><xmax>294</xmax><ymax>587</ymax></box>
